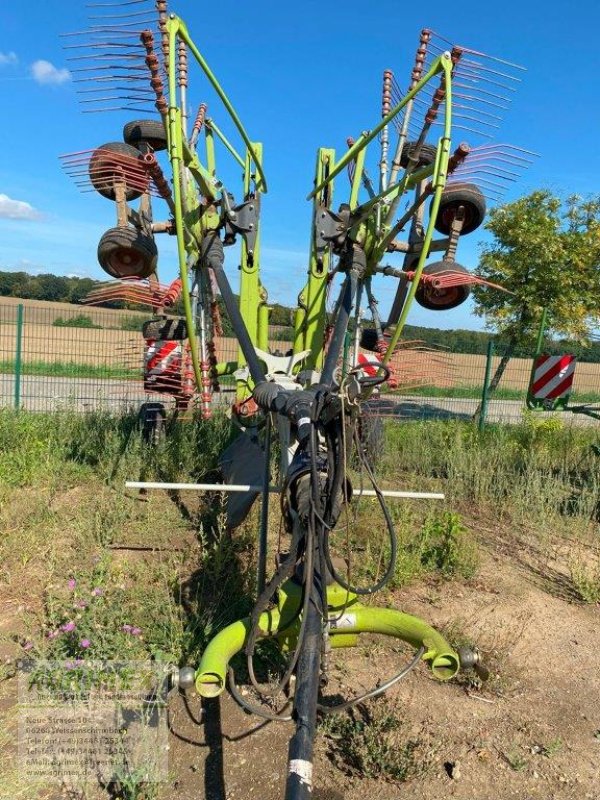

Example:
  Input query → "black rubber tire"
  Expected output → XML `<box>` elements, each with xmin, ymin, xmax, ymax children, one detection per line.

<box><xmin>142</xmin><ymin>316</ymin><xmax>188</xmax><ymax>341</ymax></box>
<box><xmin>138</xmin><ymin>402</ymin><xmax>166</xmax><ymax>446</ymax></box>
<box><xmin>400</xmin><ymin>142</ymin><xmax>437</xmax><ymax>169</ymax></box>
<box><xmin>415</xmin><ymin>260</ymin><xmax>471</xmax><ymax>311</ymax></box>
<box><xmin>123</xmin><ymin>119</ymin><xmax>168</xmax><ymax>152</ymax></box>
<box><xmin>88</xmin><ymin>142</ymin><xmax>148</xmax><ymax>201</ymax></box>
<box><xmin>432</xmin><ymin>182</ymin><xmax>486</xmax><ymax>235</ymax></box>
<box><xmin>359</xmin><ymin>328</ymin><xmax>380</xmax><ymax>352</ymax></box>
<box><xmin>97</xmin><ymin>226</ymin><xmax>158</xmax><ymax>280</ymax></box>
<box><xmin>358</xmin><ymin>414</ymin><xmax>384</xmax><ymax>469</ymax></box>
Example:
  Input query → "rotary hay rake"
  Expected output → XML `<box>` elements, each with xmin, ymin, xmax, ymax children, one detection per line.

<box><xmin>59</xmin><ymin>3</ymin><xmax>534</xmax><ymax>797</ymax></box>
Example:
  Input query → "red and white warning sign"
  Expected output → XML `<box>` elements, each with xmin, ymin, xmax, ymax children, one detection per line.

<box><xmin>143</xmin><ymin>339</ymin><xmax>183</xmax><ymax>393</ymax></box>
<box><xmin>530</xmin><ymin>354</ymin><xmax>576</xmax><ymax>400</ymax></box>
<box><xmin>357</xmin><ymin>352</ymin><xmax>382</xmax><ymax>377</ymax></box>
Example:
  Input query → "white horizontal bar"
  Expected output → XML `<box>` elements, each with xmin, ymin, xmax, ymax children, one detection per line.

<box><xmin>125</xmin><ymin>481</ymin><xmax>444</xmax><ymax>501</ymax></box>
<box><xmin>354</xmin><ymin>489</ymin><xmax>445</xmax><ymax>500</ymax></box>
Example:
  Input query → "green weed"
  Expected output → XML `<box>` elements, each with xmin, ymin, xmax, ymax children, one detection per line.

<box><xmin>569</xmin><ymin>555</ymin><xmax>600</xmax><ymax>604</ymax></box>
<box><xmin>539</xmin><ymin>737</ymin><xmax>563</xmax><ymax>758</ymax></box>
<box><xmin>52</xmin><ymin>314</ymin><xmax>102</xmax><ymax>329</ymax></box>
<box><xmin>418</xmin><ymin>511</ymin><xmax>479</xmax><ymax>579</ymax></box>
<box><xmin>319</xmin><ymin>700</ymin><xmax>431</xmax><ymax>782</ymax></box>
<box><xmin>503</xmin><ymin>748</ymin><xmax>528</xmax><ymax>772</ymax></box>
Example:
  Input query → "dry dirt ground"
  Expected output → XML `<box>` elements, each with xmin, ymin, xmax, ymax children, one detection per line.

<box><xmin>163</xmin><ymin>540</ymin><xmax>600</xmax><ymax>800</ymax></box>
<box><xmin>1</xmin><ymin>518</ymin><xmax>599</xmax><ymax>800</ymax></box>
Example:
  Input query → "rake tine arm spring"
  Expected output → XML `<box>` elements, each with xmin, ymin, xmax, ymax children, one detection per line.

<box><xmin>156</xmin><ymin>0</ymin><xmax>169</xmax><ymax>71</ymax></box>
<box><xmin>379</xmin><ymin>69</ymin><xmax>393</xmax><ymax>192</ymax></box>
<box><xmin>388</xmin><ymin>28</ymin><xmax>431</xmax><ymax>188</ymax></box>
<box><xmin>140</xmin><ymin>29</ymin><xmax>168</xmax><ymax>118</ymax></box>
<box><xmin>141</xmin><ymin>152</ymin><xmax>173</xmax><ymax>203</ymax></box>
<box><xmin>189</xmin><ymin>102</ymin><xmax>207</xmax><ymax>149</ymax></box>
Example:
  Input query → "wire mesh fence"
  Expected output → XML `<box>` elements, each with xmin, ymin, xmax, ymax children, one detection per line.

<box><xmin>1</xmin><ymin>299</ymin><xmax>599</xmax><ymax>424</ymax></box>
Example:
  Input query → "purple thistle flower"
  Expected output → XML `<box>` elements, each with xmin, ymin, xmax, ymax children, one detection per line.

<box><xmin>122</xmin><ymin>624</ymin><xmax>133</xmax><ymax>634</ymax></box>
<box><xmin>68</xmin><ymin>579</ymin><xmax>76</xmax><ymax>591</ymax></box>
<box><xmin>74</xmin><ymin>659</ymin><xmax>84</xmax><ymax>666</ymax></box>
<box><xmin>47</xmin><ymin>630</ymin><xmax>60</xmax><ymax>640</ymax></box>
<box><xmin>76</xmin><ymin>600</ymin><xmax>87</xmax><ymax>609</ymax></box>
<box><xmin>64</xmin><ymin>661</ymin><xmax>75</xmax><ymax>670</ymax></box>
<box><xmin>131</xmin><ymin>627</ymin><xmax>142</xmax><ymax>636</ymax></box>
<box><xmin>61</xmin><ymin>621</ymin><xmax>76</xmax><ymax>633</ymax></box>
<box><xmin>80</xmin><ymin>639</ymin><xmax>91</xmax><ymax>649</ymax></box>
<box><xmin>22</xmin><ymin>641</ymin><xmax>34</xmax><ymax>651</ymax></box>
<box><xmin>91</xmin><ymin>588</ymin><xmax>103</xmax><ymax>597</ymax></box>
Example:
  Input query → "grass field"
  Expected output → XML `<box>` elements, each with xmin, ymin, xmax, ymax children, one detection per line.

<box><xmin>0</xmin><ymin>359</ymin><xmax>141</xmax><ymax>380</ymax></box>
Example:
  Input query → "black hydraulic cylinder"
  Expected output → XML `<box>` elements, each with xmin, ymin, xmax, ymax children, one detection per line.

<box><xmin>201</xmin><ymin>233</ymin><xmax>266</xmax><ymax>386</ymax></box>
<box><xmin>320</xmin><ymin>270</ymin><xmax>357</xmax><ymax>388</ymax></box>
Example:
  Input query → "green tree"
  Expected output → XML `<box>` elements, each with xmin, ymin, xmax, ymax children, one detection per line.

<box><xmin>472</xmin><ymin>191</ymin><xmax>600</xmax><ymax>393</ymax></box>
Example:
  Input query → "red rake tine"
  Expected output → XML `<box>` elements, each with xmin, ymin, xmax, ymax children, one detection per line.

<box><xmin>427</xmin><ymin>31</ymin><xmax>526</xmax><ymax>71</ymax></box>
<box><xmin>86</xmin><ymin>0</ymin><xmax>149</xmax><ymax>7</ymax></box>
<box><xmin>88</xmin><ymin>7</ymin><xmax>156</xmax><ymax>19</ymax></box>
<box><xmin>453</xmin><ymin>89</ymin><xmax>510</xmax><ymax>111</ymax></box>
<box><xmin>63</xmin><ymin>41</ymin><xmax>143</xmax><ymax>49</ymax></box>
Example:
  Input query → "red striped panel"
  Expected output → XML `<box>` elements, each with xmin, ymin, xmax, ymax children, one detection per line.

<box><xmin>358</xmin><ymin>353</ymin><xmax>381</xmax><ymax>377</ymax></box>
<box><xmin>545</xmin><ymin>373</ymin><xmax>576</xmax><ymax>399</ymax></box>
<box><xmin>532</xmin><ymin>355</ymin><xmax>575</xmax><ymax>396</ymax></box>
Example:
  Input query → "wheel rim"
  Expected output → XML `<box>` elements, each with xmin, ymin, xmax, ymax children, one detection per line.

<box><xmin>423</xmin><ymin>285</ymin><xmax>463</xmax><ymax>308</ymax></box>
<box><xmin>441</xmin><ymin>204</ymin><xmax>476</xmax><ymax>231</ymax></box>
<box><xmin>106</xmin><ymin>246</ymin><xmax>148</xmax><ymax>278</ymax></box>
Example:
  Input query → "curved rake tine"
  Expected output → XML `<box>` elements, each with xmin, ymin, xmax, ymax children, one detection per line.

<box><xmin>427</xmin><ymin>30</ymin><xmax>526</xmax><ymax>70</ymax></box>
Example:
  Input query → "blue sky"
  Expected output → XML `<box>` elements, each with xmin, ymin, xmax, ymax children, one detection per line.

<box><xmin>1</xmin><ymin>0</ymin><xmax>599</xmax><ymax>331</ymax></box>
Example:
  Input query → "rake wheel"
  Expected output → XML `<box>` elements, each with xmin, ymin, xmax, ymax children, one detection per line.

<box><xmin>97</xmin><ymin>226</ymin><xmax>158</xmax><ymax>280</ymax></box>
<box><xmin>433</xmin><ymin>183</ymin><xmax>486</xmax><ymax>236</ymax></box>
<box><xmin>89</xmin><ymin>142</ymin><xmax>148</xmax><ymax>202</ymax></box>
<box><xmin>139</xmin><ymin>401</ymin><xmax>166</xmax><ymax>446</ymax></box>
<box><xmin>123</xmin><ymin>119</ymin><xmax>168</xmax><ymax>153</ymax></box>
<box><xmin>142</xmin><ymin>316</ymin><xmax>188</xmax><ymax>341</ymax></box>
<box><xmin>415</xmin><ymin>260</ymin><xmax>471</xmax><ymax>311</ymax></box>
<box><xmin>399</xmin><ymin>141</ymin><xmax>437</xmax><ymax>169</ymax></box>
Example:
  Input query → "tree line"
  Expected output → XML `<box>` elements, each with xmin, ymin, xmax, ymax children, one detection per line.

<box><xmin>1</xmin><ymin>238</ymin><xmax>599</xmax><ymax>362</ymax></box>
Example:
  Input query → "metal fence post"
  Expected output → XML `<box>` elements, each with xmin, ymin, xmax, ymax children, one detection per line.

<box><xmin>478</xmin><ymin>340</ymin><xmax>494</xmax><ymax>432</ymax></box>
<box><xmin>526</xmin><ymin>307</ymin><xmax>548</xmax><ymax>405</ymax></box>
<box><xmin>14</xmin><ymin>303</ymin><xmax>24</xmax><ymax>410</ymax></box>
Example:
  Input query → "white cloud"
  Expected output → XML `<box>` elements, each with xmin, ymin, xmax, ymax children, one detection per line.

<box><xmin>30</xmin><ymin>59</ymin><xmax>71</xmax><ymax>86</ymax></box>
<box><xmin>0</xmin><ymin>194</ymin><xmax>42</xmax><ymax>221</ymax></box>
<box><xmin>0</xmin><ymin>51</ymin><xmax>18</xmax><ymax>66</ymax></box>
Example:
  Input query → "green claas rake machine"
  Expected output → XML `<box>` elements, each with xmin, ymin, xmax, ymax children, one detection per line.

<box><xmin>60</xmin><ymin>2</ymin><xmax>534</xmax><ymax>796</ymax></box>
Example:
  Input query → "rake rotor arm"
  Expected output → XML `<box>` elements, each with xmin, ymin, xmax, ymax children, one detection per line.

<box><xmin>380</xmin><ymin>58</ymin><xmax>454</xmax><ymax>363</ymax></box>
<box><xmin>307</xmin><ymin>53</ymin><xmax>448</xmax><ymax>200</ymax></box>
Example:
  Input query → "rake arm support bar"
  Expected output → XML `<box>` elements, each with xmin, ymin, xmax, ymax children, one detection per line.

<box><xmin>205</xmin><ymin>117</ymin><xmax>246</xmax><ymax>169</ymax></box>
<box><xmin>307</xmin><ymin>54</ymin><xmax>446</xmax><ymax>200</ymax></box>
<box><xmin>168</xmin><ymin>15</ymin><xmax>268</xmax><ymax>192</ymax></box>
<box><xmin>202</xmin><ymin>233</ymin><xmax>267</xmax><ymax>386</ymax></box>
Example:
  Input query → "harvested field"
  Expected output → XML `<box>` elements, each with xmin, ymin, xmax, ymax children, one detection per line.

<box><xmin>1</xmin><ymin>300</ymin><xmax>599</xmax><ymax>396</ymax></box>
